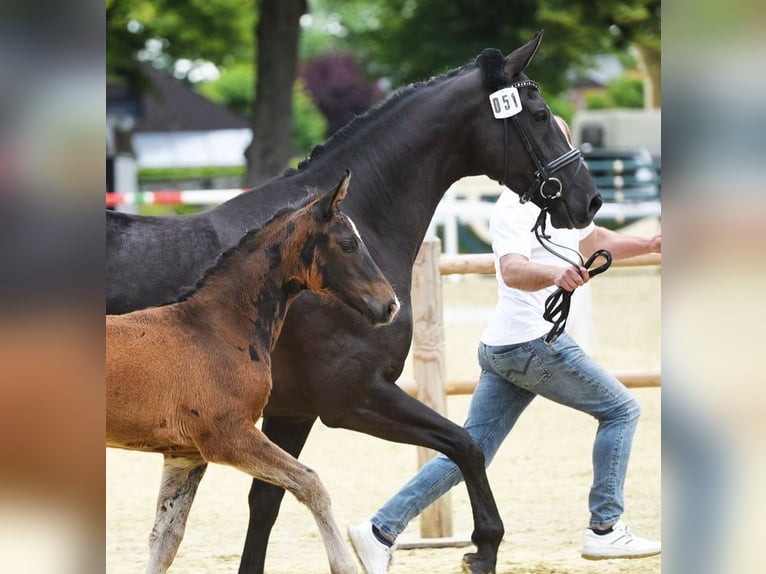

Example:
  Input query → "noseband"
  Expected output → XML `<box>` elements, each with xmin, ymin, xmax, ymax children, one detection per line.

<box><xmin>496</xmin><ymin>80</ymin><xmax>583</xmax><ymax>205</ymax></box>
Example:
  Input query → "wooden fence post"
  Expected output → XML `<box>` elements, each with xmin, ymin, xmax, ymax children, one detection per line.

<box><xmin>411</xmin><ymin>238</ymin><xmax>452</xmax><ymax>539</ymax></box>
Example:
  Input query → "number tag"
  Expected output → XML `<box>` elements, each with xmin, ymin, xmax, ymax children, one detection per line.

<box><xmin>488</xmin><ymin>87</ymin><xmax>522</xmax><ymax>119</ymax></box>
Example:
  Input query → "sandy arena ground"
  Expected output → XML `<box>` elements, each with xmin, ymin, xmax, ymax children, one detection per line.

<box><xmin>107</xmin><ymin>222</ymin><xmax>661</xmax><ymax>574</ymax></box>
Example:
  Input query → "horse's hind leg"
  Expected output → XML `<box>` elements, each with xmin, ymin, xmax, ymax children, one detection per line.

<box><xmin>200</xmin><ymin>426</ymin><xmax>357</xmax><ymax>574</ymax></box>
<box><xmin>146</xmin><ymin>456</ymin><xmax>207</xmax><ymax>574</ymax></box>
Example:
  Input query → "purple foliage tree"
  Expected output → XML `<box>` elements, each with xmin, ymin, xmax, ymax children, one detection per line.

<box><xmin>300</xmin><ymin>52</ymin><xmax>383</xmax><ymax>137</ymax></box>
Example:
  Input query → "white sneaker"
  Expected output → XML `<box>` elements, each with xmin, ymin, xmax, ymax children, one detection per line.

<box><xmin>581</xmin><ymin>520</ymin><xmax>661</xmax><ymax>560</ymax></box>
<box><xmin>348</xmin><ymin>522</ymin><xmax>395</xmax><ymax>574</ymax></box>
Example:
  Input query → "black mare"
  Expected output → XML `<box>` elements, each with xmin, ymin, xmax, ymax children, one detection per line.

<box><xmin>106</xmin><ymin>33</ymin><xmax>601</xmax><ymax>574</ymax></box>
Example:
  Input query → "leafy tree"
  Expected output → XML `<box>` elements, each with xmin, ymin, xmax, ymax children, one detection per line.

<box><xmin>299</xmin><ymin>52</ymin><xmax>383</xmax><ymax>136</ymax></box>
<box><xmin>244</xmin><ymin>0</ymin><xmax>308</xmax><ymax>186</ymax></box>
<box><xmin>292</xmin><ymin>80</ymin><xmax>329</xmax><ymax>155</ymax></box>
<box><xmin>608</xmin><ymin>76</ymin><xmax>645</xmax><ymax>108</ymax></box>
<box><xmin>585</xmin><ymin>92</ymin><xmax>610</xmax><ymax>110</ymax></box>
<box><xmin>197</xmin><ymin>62</ymin><xmax>254</xmax><ymax>118</ymax></box>
<box><xmin>197</xmin><ymin>65</ymin><xmax>326</xmax><ymax>157</ymax></box>
<box><xmin>107</xmin><ymin>0</ymin><xmax>308</xmax><ymax>186</ymax></box>
<box><xmin>583</xmin><ymin>73</ymin><xmax>645</xmax><ymax>110</ymax></box>
<box><xmin>106</xmin><ymin>0</ymin><xmax>254</xmax><ymax>87</ymax></box>
<box><xmin>315</xmin><ymin>0</ymin><xmax>659</xmax><ymax>103</ymax></box>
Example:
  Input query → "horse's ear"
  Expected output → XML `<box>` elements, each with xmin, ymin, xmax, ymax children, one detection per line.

<box><xmin>315</xmin><ymin>169</ymin><xmax>351</xmax><ymax>220</ymax></box>
<box><xmin>505</xmin><ymin>30</ymin><xmax>544</xmax><ymax>77</ymax></box>
<box><xmin>332</xmin><ymin>169</ymin><xmax>351</xmax><ymax>209</ymax></box>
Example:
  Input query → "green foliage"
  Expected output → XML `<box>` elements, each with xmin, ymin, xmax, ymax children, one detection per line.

<box><xmin>312</xmin><ymin>0</ymin><xmax>659</xmax><ymax>98</ymax></box>
<box><xmin>583</xmin><ymin>75</ymin><xmax>644</xmax><ymax>110</ymax></box>
<box><xmin>292</xmin><ymin>80</ymin><xmax>329</xmax><ymax>154</ymax></box>
<box><xmin>107</xmin><ymin>0</ymin><xmax>255</xmax><ymax>88</ymax></box>
<box><xmin>546</xmin><ymin>96</ymin><xmax>575</xmax><ymax>124</ymax></box>
<box><xmin>197</xmin><ymin>62</ymin><xmax>254</xmax><ymax>118</ymax></box>
<box><xmin>584</xmin><ymin>91</ymin><xmax>610</xmax><ymax>110</ymax></box>
<box><xmin>608</xmin><ymin>76</ymin><xmax>644</xmax><ymax>108</ymax></box>
<box><xmin>196</xmin><ymin>68</ymin><xmax>326</xmax><ymax>157</ymax></box>
<box><xmin>138</xmin><ymin>165</ymin><xmax>245</xmax><ymax>182</ymax></box>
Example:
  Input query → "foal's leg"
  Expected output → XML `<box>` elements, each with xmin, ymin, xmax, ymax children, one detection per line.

<box><xmin>200</xmin><ymin>426</ymin><xmax>357</xmax><ymax>574</ymax></box>
<box><xmin>146</xmin><ymin>456</ymin><xmax>207</xmax><ymax>574</ymax></box>
<box><xmin>239</xmin><ymin>416</ymin><xmax>317</xmax><ymax>574</ymax></box>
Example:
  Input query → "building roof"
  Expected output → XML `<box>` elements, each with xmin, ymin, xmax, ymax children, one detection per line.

<box><xmin>107</xmin><ymin>64</ymin><xmax>252</xmax><ymax>167</ymax></box>
<box><xmin>107</xmin><ymin>64</ymin><xmax>250</xmax><ymax>133</ymax></box>
<box><xmin>136</xmin><ymin>64</ymin><xmax>249</xmax><ymax>132</ymax></box>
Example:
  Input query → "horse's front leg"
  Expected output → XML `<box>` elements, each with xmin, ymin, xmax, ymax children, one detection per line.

<box><xmin>146</xmin><ymin>456</ymin><xmax>207</xmax><ymax>574</ymax></box>
<box><xmin>322</xmin><ymin>381</ymin><xmax>503</xmax><ymax>574</ymax></box>
<box><xmin>238</xmin><ymin>416</ymin><xmax>317</xmax><ymax>574</ymax></box>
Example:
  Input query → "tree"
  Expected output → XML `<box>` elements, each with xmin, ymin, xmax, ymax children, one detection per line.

<box><xmin>244</xmin><ymin>0</ymin><xmax>308</xmax><ymax>187</ymax></box>
<box><xmin>106</xmin><ymin>0</ymin><xmax>255</xmax><ymax>88</ymax></box>
<box><xmin>300</xmin><ymin>52</ymin><xmax>383</xmax><ymax>137</ymax></box>
<box><xmin>316</xmin><ymin>0</ymin><xmax>660</xmax><ymax>102</ymax></box>
<box><xmin>107</xmin><ymin>0</ymin><xmax>311</xmax><ymax>186</ymax></box>
<box><xmin>197</xmin><ymin>64</ymin><xmax>327</xmax><ymax>158</ymax></box>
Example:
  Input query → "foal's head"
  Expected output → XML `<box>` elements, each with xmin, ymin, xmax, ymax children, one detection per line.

<box><xmin>292</xmin><ymin>171</ymin><xmax>400</xmax><ymax>326</ymax></box>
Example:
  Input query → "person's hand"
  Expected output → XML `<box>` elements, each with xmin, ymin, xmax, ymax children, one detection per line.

<box><xmin>553</xmin><ymin>265</ymin><xmax>589</xmax><ymax>291</ymax></box>
<box><xmin>648</xmin><ymin>234</ymin><xmax>661</xmax><ymax>253</ymax></box>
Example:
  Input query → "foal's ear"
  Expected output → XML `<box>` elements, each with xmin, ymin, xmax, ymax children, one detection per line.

<box><xmin>505</xmin><ymin>30</ymin><xmax>543</xmax><ymax>77</ymax></box>
<box><xmin>315</xmin><ymin>169</ymin><xmax>351</xmax><ymax>220</ymax></box>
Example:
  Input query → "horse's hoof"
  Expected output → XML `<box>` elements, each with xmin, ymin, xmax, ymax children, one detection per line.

<box><xmin>461</xmin><ymin>552</ymin><xmax>495</xmax><ymax>574</ymax></box>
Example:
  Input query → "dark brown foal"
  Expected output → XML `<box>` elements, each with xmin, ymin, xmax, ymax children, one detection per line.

<box><xmin>106</xmin><ymin>171</ymin><xmax>399</xmax><ymax>574</ymax></box>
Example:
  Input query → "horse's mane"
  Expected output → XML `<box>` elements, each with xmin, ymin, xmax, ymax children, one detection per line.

<box><xmin>171</xmin><ymin>192</ymin><xmax>317</xmax><ymax>305</ymax></box>
<box><xmin>282</xmin><ymin>54</ymin><xmax>490</xmax><ymax>177</ymax></box>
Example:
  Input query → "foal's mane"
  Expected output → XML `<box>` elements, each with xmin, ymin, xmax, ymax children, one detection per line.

<box><xmin>171</xmin><ymin>192</ymin><xmax>318</xmax><ymax>305</ymax></box>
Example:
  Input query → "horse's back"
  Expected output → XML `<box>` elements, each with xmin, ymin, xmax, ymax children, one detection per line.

<box><xmin>106</xmin><ymin>210</ymin><xmax>222</xmax><ymax>314</ymax></box>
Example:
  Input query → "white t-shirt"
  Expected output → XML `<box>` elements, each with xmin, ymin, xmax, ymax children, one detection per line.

<box><xmin>480</xmin><ymin>190</ymin><xmax>595</xmax><ymax>346</ymax></box>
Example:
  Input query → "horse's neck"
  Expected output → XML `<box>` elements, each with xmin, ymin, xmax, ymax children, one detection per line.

<box><xmin>317</xmin><ymin>80</ymin><xmax>480</xmax><ymax>245</ymax></box>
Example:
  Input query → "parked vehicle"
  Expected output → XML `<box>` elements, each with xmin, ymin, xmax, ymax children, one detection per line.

<box><xmin>580</xmin><ymin>146</ymin><xmax>661</xmax><ymax>228</ymax></box>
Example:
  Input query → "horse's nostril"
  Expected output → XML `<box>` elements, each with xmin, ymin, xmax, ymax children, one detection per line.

<box><xmin>589</xmin><ymin>194</ymin><xmax>603</xmax><ymax>215</ymax></box>
<box><xmin>387</xmin><ymin>299</ymin><xmax>400</xmax><ymax>321</ymax></box>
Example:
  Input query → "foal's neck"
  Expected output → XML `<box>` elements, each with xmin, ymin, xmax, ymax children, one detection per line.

<box><xmin>182</xmin><ymin>216</ymin><xmax>313</xmax><ymax>354</ymax></box>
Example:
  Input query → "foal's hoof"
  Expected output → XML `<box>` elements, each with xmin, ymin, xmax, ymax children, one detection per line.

<box><xmin>461</xmin><ymin>552</ymin><xmax>495</xmax><ymax>574</ymax></box>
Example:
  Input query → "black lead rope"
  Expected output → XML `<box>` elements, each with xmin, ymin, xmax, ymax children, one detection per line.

<box><xmin>531</xmin><ymin>209</ymin><xmax>612</xmax><ymax>343</ymax></box>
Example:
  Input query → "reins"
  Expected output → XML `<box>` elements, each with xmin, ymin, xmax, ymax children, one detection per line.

<box><xmin>531</xmin><ymin>208</ymin><xmax>612</xmax><ymax>343</ymax></box>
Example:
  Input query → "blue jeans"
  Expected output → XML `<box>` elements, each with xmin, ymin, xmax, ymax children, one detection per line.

<box><xmin>371</xmin><ymin>333</ymin><xmax>641</xmax><ymax>542</ymax></box>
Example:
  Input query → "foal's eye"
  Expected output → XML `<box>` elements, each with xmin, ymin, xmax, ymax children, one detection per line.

<box><xmin>339</xmin><ymin>239</ymin><xmax>356</xmax><ymax>253</ymax></box>
<box><xmin>533</xmin><ymin>110</ymin><xmax>548</xmax><ymax>122</ymax></box>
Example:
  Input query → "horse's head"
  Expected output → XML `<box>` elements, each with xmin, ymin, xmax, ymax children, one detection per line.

<box><xmin>303</xmin><ymin>171</ymin><xmax>400</xmax><ymax>325</ymax></box>
<box><xmin>473</xmin><ymin>31</ymin><xmax>602</xmax><ymax>229</ymax></box>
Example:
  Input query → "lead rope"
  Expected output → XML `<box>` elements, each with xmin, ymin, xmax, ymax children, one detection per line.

<box><xmin>531</xmin><ymin>209</ymin><xmax>612</xmax><ymax>343</ymax></box>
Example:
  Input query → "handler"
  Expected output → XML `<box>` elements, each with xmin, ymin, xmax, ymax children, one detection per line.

<box><xmin>348</xmin><ymin>117</ymin><xmax>661</xmax><ymax>574</ymax></box>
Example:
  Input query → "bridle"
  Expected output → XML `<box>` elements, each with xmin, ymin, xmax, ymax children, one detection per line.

<box><xmin>498</xmin><ymin>80</ymin><xmax>584</xmax><ymax>206</ymax></box>
<box><xmin>493</xmin><ymin>79</ymin><xmax>611</xmax><ymax>342</ymax></box>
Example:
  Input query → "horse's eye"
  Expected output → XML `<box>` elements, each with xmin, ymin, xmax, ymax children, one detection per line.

<box><xmin>533</xmin><ymin>110</ymin><xmax>548</xmax><ymax>122</ymax></box>
<box><xmin>339</xmin><ymin>239</ymin><xmax>356</xmax><ymax>253</ymax></box>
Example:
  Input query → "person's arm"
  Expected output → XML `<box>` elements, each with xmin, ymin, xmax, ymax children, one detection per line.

<box><xmin>498</xmin><ymin>253</ymin><xmax>590</xmax><ymax>292</ymax></box>
<box><xmin>579</xmin><ymin>226</ymin><xmax>661</xmax><ymax>261</ymax></box>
